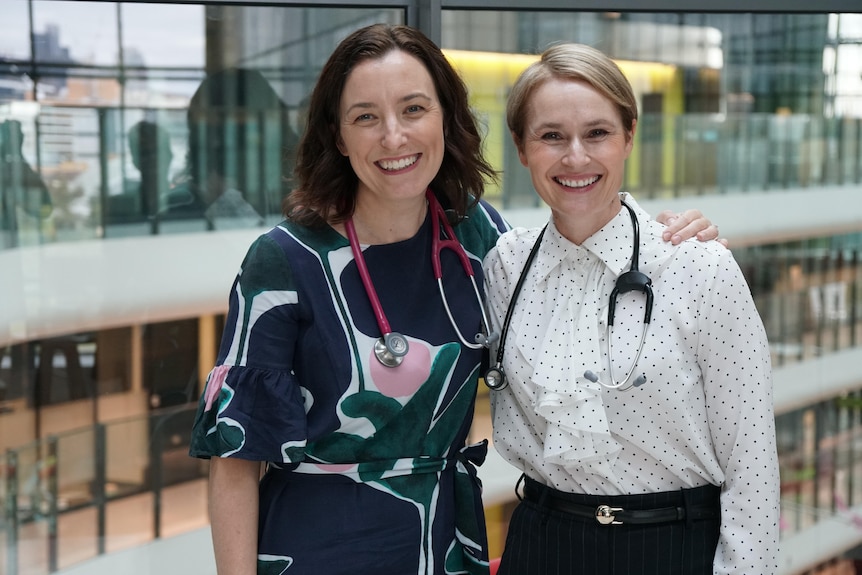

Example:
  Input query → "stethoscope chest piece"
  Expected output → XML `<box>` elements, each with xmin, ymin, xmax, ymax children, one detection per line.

<box><xmin>484</xmin><ymin>366</ymin><xmax>508</xmax><ymax>390</ymax></box>
<box><xmin>374</xmin><ymin>332</ymin><xmax>409</xmax><ymax>367</ymax></box>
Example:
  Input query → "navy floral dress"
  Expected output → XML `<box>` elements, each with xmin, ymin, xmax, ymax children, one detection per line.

<box><xmin>190</xmin><ymin>198</ymin><xmax>508</xmax><ymax>575</ymax></box>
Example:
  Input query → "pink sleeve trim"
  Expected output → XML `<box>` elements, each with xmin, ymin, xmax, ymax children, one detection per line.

<box><xmin>203</xmin><ymin>365</ymin><xmax>231</xmax><ymax>411</ymax></box>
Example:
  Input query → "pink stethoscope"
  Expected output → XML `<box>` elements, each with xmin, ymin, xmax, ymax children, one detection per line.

<box><xmin>345</xmin><ymin>189</ymin><xmax>497</xmax><ymax>367</ymax></box>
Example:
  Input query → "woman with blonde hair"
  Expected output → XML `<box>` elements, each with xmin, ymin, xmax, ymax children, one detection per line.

<box><xmin>485</xmin><ymin>43</ymin><xmax>779</xmax><ymax>575</ymax></box>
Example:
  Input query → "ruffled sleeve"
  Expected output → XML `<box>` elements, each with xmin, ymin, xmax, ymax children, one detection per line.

<box><xmin>189</xmin><ymin>232</ymin><xmax>308</xmax><ymax>463</ymax></box>
<box><xmin>189</xmin><ymin>364</ymin><xmax>307</xmax><ymax>462</ymax></box>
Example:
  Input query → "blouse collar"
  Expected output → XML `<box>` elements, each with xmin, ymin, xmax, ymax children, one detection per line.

<box><xmin>534</xmin><ymin>192</ymin><xmax>643</xmax><ymax>282</ymax></box>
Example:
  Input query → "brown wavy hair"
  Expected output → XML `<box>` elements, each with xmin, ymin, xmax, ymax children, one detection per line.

<box><xmin>284</xmin><ymin>24</ymin><xmax>496</xmax><ymax>227</ymax></box>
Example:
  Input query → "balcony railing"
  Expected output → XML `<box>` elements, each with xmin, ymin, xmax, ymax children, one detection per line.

<box><xmin>3</xmin><ymin>108</ymin><xmax>862</xmax><ymax>249</ymax></box>
<box><xmin>1</xmin><ymin>404</ymin><xmax>207</xmax><ymax>575</ymax></box>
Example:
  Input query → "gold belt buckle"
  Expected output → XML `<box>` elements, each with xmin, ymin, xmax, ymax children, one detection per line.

<box><xmin>595</xmin><ymin>504</ymin><xmax>624</xmax><ymax>525</ymax></box>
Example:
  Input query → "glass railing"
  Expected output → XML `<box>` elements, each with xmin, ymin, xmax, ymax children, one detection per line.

<box><xmin>3</xmin><ymin>109</ymin><xmax>862</xmax><ymax>249</ymax></box>
<box><xmin>777</xmin><ymin>391</ymin><xmax>862</xmax><ymax>538</ymax></box>
<box><xmin>0</xmin><ymin>404</ymin><xmax>207</xmax><ymax>575</ymax></box>
<box><xmin>649</xmin><ymin>114</ymin><xmax>862</xmax><ymax>196</ymax></box>
<box><xmin>5</xmin><ymin>375</ymin><xmax>862</xmax><ymax>573</ymax></box>
<box><xmin>0</xmin><ymin>104</ymin><xmax>294</xmax><ymax>250</ymax></box>
<box><xmin>736</xmin><ymin>239</ymin><xmax>862</xmax><ymax>368</ymax></box>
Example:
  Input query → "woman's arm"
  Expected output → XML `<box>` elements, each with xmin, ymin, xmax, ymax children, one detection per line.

<box><xmin>699</xmin><ymin>250</ymin><xmax>779</xmax><ymax>574</ymax></box>
<box><xmin>209</xmin><ymin>457</ymin><xmax>262</xmax><ymax>575</ymax></box>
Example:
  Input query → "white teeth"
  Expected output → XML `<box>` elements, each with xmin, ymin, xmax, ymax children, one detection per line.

<box><xmin>556</xmin><ymin>175</ymin><xmax>600</xmax><ymax>188</ymax></box>
<box><xmin>379</xmin><ymin>155</ymin><xmax>418</xmax><ymax>171</ymax></box>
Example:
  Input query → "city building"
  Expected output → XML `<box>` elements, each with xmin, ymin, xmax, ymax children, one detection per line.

<box><xmin>1</xmin><ymin>1</ymin><xmax>861</xmax><ymax>574</ymax></box>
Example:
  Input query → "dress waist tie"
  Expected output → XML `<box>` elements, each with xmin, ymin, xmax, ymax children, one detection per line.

<box><xmin>268</xmin><ymin>439</ymin><xmax>491</xmax><ymax>575</ymax></box>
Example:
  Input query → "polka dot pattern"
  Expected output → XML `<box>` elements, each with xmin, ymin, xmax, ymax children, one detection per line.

<box><xmin>482</xmin><ymin>194</ymin><xmax>780</xmax><ymax>574</ymax></box>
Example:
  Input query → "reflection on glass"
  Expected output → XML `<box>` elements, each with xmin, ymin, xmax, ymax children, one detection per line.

<box><xmin>163</xmin><ymin>67</ymin><xmax>297</xmax><ymax>231</ymax></box>
<box><xmin>441</xmin><ymin>11</ymin><xmax>862</xmax><ymax>207</ymax></box>
<box><xmin>0</xmin><ymin>118</ymin><xmax>53</xmax><ymax>247</ymax></box>
<box><xmin>1</xmin><ymin>4</ymin><xmax>404</xmax><ymax>247</ymax></box>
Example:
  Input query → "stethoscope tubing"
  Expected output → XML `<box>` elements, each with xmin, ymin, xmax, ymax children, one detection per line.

<box><xmin>484</xmin><ymin>225</ymin><xmax>546</xmax><ymax>390</ymax></box>
<box><xmin>429</xmin><ymin>190</ymin><xmax>496</xmax><ymax>350</ymax></box>
<box><xmin>346</xmin><ymin>189</ymin><xmax>496</xmax><ymax>368</ymax></box>
<box><xmin>346</xmin><ymin>215</ymin><xmax>409</xmax><ymax>367</ymax></box>
<box><xmin>484</xmin><ymin>198</ymin><xmax>653</xmax><ymax>391</ymax></box>
<box><xmin>344</xmin><ymin>216</ymin><xmax>393</xmax><ymax>338</ymax></box>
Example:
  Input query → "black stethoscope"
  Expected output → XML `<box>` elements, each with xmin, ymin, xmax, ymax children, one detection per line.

<box><xmin>345</xmin><ymin>189</ymin><xmax>497</xmax><ymax>368</ymax></box>
<box><xmin>484</xmin><ymin>198</ymin><xmax>653</xmax><ymax>391</ymax></box>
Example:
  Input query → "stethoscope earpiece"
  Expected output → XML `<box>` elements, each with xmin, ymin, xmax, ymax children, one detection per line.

<box><xmin>583</xmin><ymin>369</ymin><xmax>647</xmax><ymax>390</ymax></box>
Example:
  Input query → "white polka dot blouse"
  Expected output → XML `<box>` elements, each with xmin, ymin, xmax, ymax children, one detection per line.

<box><xmin>482</xmin><ymin>193</ymin><xmax>780</xmax><ymax>574</ymax></box>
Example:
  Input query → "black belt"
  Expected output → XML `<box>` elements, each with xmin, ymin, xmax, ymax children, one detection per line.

<box><xmin>522</xmin><ymin>477</ymin><xmax>719</xmax><ymax>526</ymax></box>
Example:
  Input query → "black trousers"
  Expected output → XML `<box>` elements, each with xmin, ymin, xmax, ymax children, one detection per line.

<box><xmin>498</xmin><ymin>479</ymin><xmax>721</xmax><ymax>575</ymax></box>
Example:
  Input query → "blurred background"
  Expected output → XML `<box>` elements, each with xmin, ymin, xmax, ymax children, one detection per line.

<box><xmin>1</xmin><ymin>1</ymin><xmax>862</xmax><ymax>574</ymax></box>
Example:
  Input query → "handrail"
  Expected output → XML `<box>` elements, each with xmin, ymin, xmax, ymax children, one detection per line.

<box><xmin>3</xmin><ymin>348</ymin><xmax>862</xmax><ymax>574</ymax></box>
<box><xmin>3</xmin><ymin>109</ymin><xmax>861</xmax><ymax>254</ymax></box>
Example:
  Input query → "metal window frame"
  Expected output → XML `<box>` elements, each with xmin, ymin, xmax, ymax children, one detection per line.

<box><xmin>109</xmin><ymin>0</ymin><xmax>862</xmax><ymax>9</ymax></box>
<box><xmin>441</xmin><ymin>0</ymin><xmax>862</xmax><ymax>11</ymax></box>
<box><xmin>57</xmin><ymin>0</ymin><xmax>862</xmax><ymax>45</ymax></box>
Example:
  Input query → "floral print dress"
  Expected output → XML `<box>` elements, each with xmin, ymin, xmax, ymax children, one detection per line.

<box><xmin>190</xmin><ymin>199</ymin><xmax>508</xmax><ymax>575</ymax></box>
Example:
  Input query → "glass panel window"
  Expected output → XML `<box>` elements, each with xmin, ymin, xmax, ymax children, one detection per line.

<box><xmin>0</xmin><ymin>0</ymin><xmax>31</xmax><ymax>61</ymax></box>
<box><xmin>1</xmin><ymin>3</ymin><xmax>405</xmax><ymax>246</ymax></box>
<box><xmin>441</xmin><ymin>11</ymin><xmax>862</xmax><ymax>207</ymax></box>
<box><xmin>121</xmin><ymin>3</ymin><xmax>205</xmax><ymax>70</ymax></box>
<box><xmin>32</xmin><ymin>1</ymin><xmax>119</xmax><ymax>67</ymax></box>
<box><xmin>120</xmin><ymin>3</ymin><xmax>206</xmax><ymax>106</ymax></box>
<box><xmin>2</xmin><ymin>6</ymin><xmax>408</xmax><ymax>572</ymax></box>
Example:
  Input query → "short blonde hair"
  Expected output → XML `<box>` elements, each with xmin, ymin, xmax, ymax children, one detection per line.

<box><xmin>506</xmin><ymin>43</ymin><xmax>638</xmax><ymax>147</ymax></box>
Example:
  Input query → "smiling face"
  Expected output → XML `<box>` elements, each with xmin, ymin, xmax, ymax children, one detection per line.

<box><xmin>517</xmin><ymin>78</ymin><xmax>636</xmax><ymax>244</ymax></box>
<box><xmin>337</xmin><ymin>50</ymin><xmax>445</xmax><ymax>211</ymax></box>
